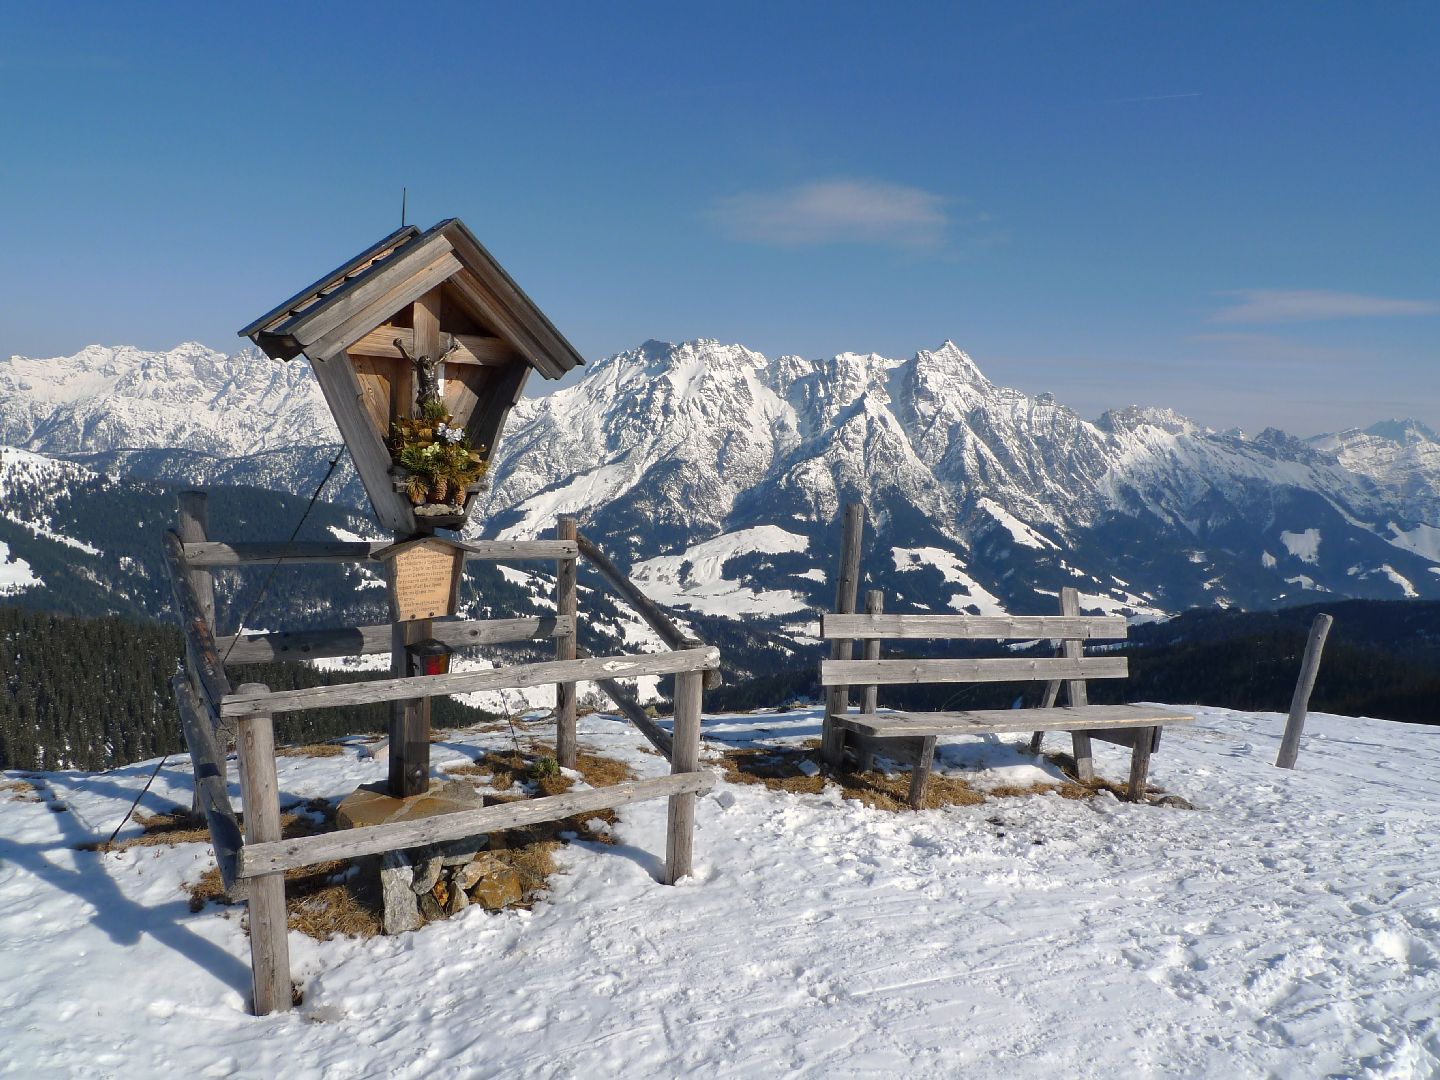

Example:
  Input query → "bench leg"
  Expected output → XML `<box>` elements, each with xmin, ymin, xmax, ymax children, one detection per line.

<box><xmin>1071</xmin><ymin>732</ymin><xmax>1094</xmax><ymax>783</ymax></box>
<box><xmin>1126</xmin><ymin>726</ymin><xmax>1156</xmax><ymax>802</ymax></box>
<box><xmin>908</xmin><ymin>736</ymin><xmax>937</xmax><ymax>809</ymax></box>
<box><xmin>1027</xmin><ymin>731</ymin><xmax>1045</xmax><ymax>755</ymax></box>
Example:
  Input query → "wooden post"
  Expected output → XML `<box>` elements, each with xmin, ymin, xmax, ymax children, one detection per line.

<box><xmin>1056</xmin><ymin>588</ymin><xmax>1095</xmax><ymax>783</ymax></box>
<box><xmin>234</xmin><ymin>683</ymin><xmax>291</xmax><ymax>1015</ymax></box>
<box><xmin>821</xmin><ymin>503</ymin><xmax>865</xmax><ymax>768</ymax></box>
<box><xmin>177</xmin><ymin>491</ymin><xmax>216</xmax><ymax>634</ymax></box>
<box><xmin>388</xmin><ymin>539</ymin><xmax>431</xmax><ymax>797</ymax></box>
<box><xmin>908</xmin><ymin>736</ymin><xmax>937</xmax><ymax>809</ymax></box>
<box><xmin>555</xmin><ymin>516</ymin><xmax>579</xmax><ymax>769</ymax></box>
<box><xmin>1126</xmin><ymin>727</ymin><xmax>1157</xmax><ymax>802</ymax></box>
<box><xmin>857</xmin><ymin>589</ymin><xmax>883</xmax><ymax>772</ymax></box>
<box><xmin>177</xmin><ymin>491</ymin><xmax>226</xmax><ymax>810</ymax></box>
<box><xmin>664</xmin><ymin>667</ymin><xmax>704</xmax><ymax>884</ymax></box>
<box><xmin>1276</xmin><ymin>613</ymin><xmax>1334</xmax><ymax>770</ymax></box>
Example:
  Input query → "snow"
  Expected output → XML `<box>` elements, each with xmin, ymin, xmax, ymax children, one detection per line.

<box><xmin>2</xmin><ymin>705</ymin><xmax>1438</xmax><ymax>1077</ymax></box>
<box><xmin>1280</xmin><ymin>528</ymin><xmax>1322</xmax><ymax>564</ymax></box>
<box><xmin>1261</xmin><ymin>551</ymin><xmax>1277</xmax><ymax>569</ymax></box>
<box><xmin>978</xmin><ymin>498</ymin><xmax>1057</xmax><ymax>550</ymax></box>
<box><xmin>1379</xmin><ymin>565</ymin><xmax>1419</xmax><ymax>599</ymax></box>
<box><xmin>0</xmin><ymin>540</ymin><xmax>40</xmax><ymax>593</ymax></box>
<box><xmin>630</xmin><ymin>526</ymin><xmax>812</xmax><ymax>617</ymax></box>
<box><xmin>1385</xmin><ymin>521</ymin><xmax>1440</xmax><ymax>563</ymax></box>
<box><xmin>891</xmin><ymin>546</ymin><xmax>1007</xmax><ymax>616</ymax></box>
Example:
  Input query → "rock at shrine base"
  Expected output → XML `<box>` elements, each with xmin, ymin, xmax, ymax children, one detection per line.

<box><xmin>336</xmin><ymin>779</ymin><xmax>486</xmax><ymax>831</ymax></box>
<box><xmin>339</xmin><ymin>780</ymin><xmax>491</xmax><ymax>935</ymax></box>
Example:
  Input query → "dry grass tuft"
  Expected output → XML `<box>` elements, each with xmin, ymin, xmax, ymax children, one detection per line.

<box><xmin>283</xmin><ymin>860</ymin><xmax>382</xmax><ymax>939</ymax></box>
<box><xmin>0</xmin><ymin>778</ymin><xmax>42</xmax><ymax>802</ymax></box>
<box><xmin>182</xmin><ymin>746</ymin><xmax>638</xmax><ymax>938</ymax></box>
<box><xmin>446</xmin><ymin>743</ymin><xmax>637</xmax><ymax>799</ymax></box>
<box><xmin>717</xmin><ymin>744</ymin><xmax>987</xmax><ymax>812</ymax></box>
<box><xmin>716</xmin><ymin>742</ymin><xmax>1153</xmax><ymax>812</ymax></box>
<box><xmin>275</xmin><ymin>742</ymin><xmax>345</xmax><ymax>758</ymax></box>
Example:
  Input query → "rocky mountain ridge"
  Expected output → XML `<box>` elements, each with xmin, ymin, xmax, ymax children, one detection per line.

<box><xmin>3</xmin><ymin>339</ymin><xmax>1438</xmax><ymax>629</ymax></box>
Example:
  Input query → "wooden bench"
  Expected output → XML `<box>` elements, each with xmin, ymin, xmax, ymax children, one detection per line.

<box><xmin>819</xmin><ymin>587</ymin><xmax>1194</xmax><ymax>806</ymax></box>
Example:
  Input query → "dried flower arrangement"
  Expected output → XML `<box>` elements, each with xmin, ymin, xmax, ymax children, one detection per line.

<box><xmin>389</xmin><ymin>340</ymin><xmax>487</xmax><ymax>509</ymax></box>
<box><xmin>391</xmin><ymin>398</ymin><xmax>487</xmax><ymax>506</ymax></box>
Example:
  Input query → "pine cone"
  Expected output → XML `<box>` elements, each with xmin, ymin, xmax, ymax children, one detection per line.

<box><xmin>431</xmin><ymin>477</ymin><xmax>449</xmax><ymax>503</ymax></box>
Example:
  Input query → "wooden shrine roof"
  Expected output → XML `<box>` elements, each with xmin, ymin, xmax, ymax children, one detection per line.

<box><xmin>238</xmin><ymin>218</ymin><xmax>584</xmax><ymax>379</ymax></box>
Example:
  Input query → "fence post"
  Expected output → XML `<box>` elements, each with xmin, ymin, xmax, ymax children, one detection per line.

<box><xmin>178</xmin><ymin>491</ymin><xmax>227</xmax><ymax>810</ymax></box>
<box><xmin>555</xmin><ymin>516</ymin><xmax>579</xmax><ymax>769</ymax></box>
<box><xmin>857</xmin><ymin>589</ymin><xmax>883</xmax><ymax>772</ymax></box>
<box><xmin>1276</xmin><ymin>613</ymin><xmax>1334</xmax><ymax>770</ymax></box>
<box><xmin>664</xmin><ymin>665</ymin><xmax>705</xmax><ymax>884</ymax></box>
<box><xmin>235</xmin><ymin>683</ymin><xmax>291</xmax><ymax>1015</ymax></box>
<box><xmin>821</xmin><ymin>503</ymin><xmax>865</xmax><ymax>768</ymax></box>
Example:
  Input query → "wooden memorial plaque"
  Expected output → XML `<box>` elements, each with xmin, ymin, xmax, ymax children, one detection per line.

<box><xmin>375</xmin><ymin>537</ymin><xmax>465</xmax><ymax>622</ymax></box>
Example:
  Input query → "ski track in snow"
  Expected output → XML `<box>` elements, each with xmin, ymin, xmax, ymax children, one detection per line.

<box><xmin>1</xmin><ymin>706</ymin><xmax>1437</xmax><ymax>1077</ymax></box>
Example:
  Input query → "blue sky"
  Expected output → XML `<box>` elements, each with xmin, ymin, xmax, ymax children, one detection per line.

<box><xmin>2</xmin><ymin>2</ymin><xmax>1435</xmax><ymax>435</ymax></box>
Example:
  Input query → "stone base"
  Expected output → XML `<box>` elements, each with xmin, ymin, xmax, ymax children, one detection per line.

<box><xmin>337</xmin><ymin>779</ymin><xmax>486</xmax><ymax>831</ymax></box>
<box><xmin>339</xmin><ymin>780</ymin><xmax>522</xmax><ymax>933</ymax></box>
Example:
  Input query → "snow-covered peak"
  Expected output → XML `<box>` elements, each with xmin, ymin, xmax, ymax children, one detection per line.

<box><xmin>1097</xmin><ymin>405</ymin><xmax>1197</xmax><ymax>436</ymax></box>
<box><xmin>911</xmin><ymin>340</ymin><xmax>990</xmax><ymax>386</ymax></box>
<box><xmin>0</xmin><ymin>341</ymin><xmax>336</xmax><ymax>456</ymax></box>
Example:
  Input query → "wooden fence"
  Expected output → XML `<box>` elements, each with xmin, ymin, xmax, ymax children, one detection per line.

<box><xmin>163</xmin><ymin>493</ymin><xmax>720</xmax><ymax>1015</ymax></box>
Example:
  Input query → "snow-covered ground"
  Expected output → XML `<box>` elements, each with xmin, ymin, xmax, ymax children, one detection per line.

<box><xmin>2</xmin><ymin>705</ymin><xmax>1438</xmax><ymax>1078</ymax></box>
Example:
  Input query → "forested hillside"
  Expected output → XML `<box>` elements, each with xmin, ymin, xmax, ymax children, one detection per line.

<box><xmin>0</xmin><ymin>609</ymin><xmax>498</xmax><ymax>770</ymax></box>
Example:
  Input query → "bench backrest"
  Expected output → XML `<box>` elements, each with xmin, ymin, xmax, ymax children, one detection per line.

<box><xmin>819</xmin><ymin>587</ymin><xmax>1129</xmax><ymax>704</ymax></box>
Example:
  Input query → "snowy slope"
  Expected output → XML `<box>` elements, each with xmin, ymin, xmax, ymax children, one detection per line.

<box><xmin>1</xmin><ymin>704</ymin><xmax>1436</xmax><ymax>1077</ymax></box>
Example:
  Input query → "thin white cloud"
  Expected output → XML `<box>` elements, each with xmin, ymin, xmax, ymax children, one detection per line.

<box><xmin>1211</xmin><ymin>289</ymin><xmax>1439</xmax><ymax>324</ymax></box>
<box><xmin>709</xmin><ymin>179</ymin><xmax>949</xmax><ymax>248</ymax></box>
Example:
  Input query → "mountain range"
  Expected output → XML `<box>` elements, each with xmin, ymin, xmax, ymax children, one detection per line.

<box><xmin>3</xmin><ymin>340</ymin><xmax>1438</xmax><ymax>645</ymax></box>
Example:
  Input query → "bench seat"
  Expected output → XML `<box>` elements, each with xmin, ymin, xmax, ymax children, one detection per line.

<box><xmin>836</xmin><ymin>703</ymin><xmax>1194</xmax><ymax>739</ymax></box>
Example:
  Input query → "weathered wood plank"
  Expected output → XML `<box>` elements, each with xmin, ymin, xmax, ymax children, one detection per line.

<box><xmin>184</xmin><ymin>540</ymin><xmax>386</xmax><ymax>566</ymax></box>
<box><xmin>464</xmin><ymin>359</ymin><xmax>530</xmax><ymax>467</ymax></box>
<box><xmin>441</xmin><ymin>225</ymin><xmax>580</xmax><ymax>377</ymax></box>
<box><xmin>574</xmin><ymin>532</ymin><xmax>722</xmax><ymax>691</ymax></box>
<box><xmin>173</xmin><ymin>677</ymin><xmax>241</xmax><ymax>894</ymax></box>
<box><xmin>1126</xmin><ymin>725</ymin><xmax>1156</xmax><ymax>801</ymax></box>
<box><xmin>162</xmin><ymin>531</ymin><xmax>232</xmax><ymax>715</ymax></box>
<box><xmin>858</xmin><ymin>590</ymin><xmax>884</xmax><ymax>771</ymax></box>
<box><xmin>307</xmin><ymin>345</ymin><xmax>415</xmax><ymax>534</ymax></box>
<box><xmin>234</xmin><ymin>685</ymin><xmax>291</xmax><ymax>1015</ymax></box>
<box><xmin>389</xmin><ymin>613</ymin><xmax>431</xmax><ymax>798</ymax></box>
<box><xmin>664</xmin><ymin>670</ymin><xmax>705</xmax><ymax>884</ymax></box>
<box><xmin>821</xmin><ymin>503</ymin><xmax>866</xmax><ymax>767</ymax></box>
<box><xmin>555</xmin><ymin>517</ymin><xmax>579</xmax><ymax>770</ymax></box>
<box><xmin>575</xmin><ymin>645</ymin><xmax>674</xmax><ymax>759</ymax></box>
<box><xmin>287</xmin><ymin>230</ymin><xmax>455</xmax><ymax>348</ymax></box>
<box><xmin>446</xmin><ymin>266</ymin><xmax>564</xmax><ymax>380</ymax></box>
<box><xmin>1276</xmin><ymin>613</ymin><xmax>1334</xmax><ymax>770</ymax></box>
<box><xmin>348</xmin><ymin>326</ymin><xmax>519</xmax><ymax>366</ymax></box>
<box><xmin>238</xmin><ymin>772</ymin><xmax>716</xmax><ymax>878</ymax></box>
<box><xmin>821</xmin><ymin>613</ymin><xmax>1128</xmax><ymax>641</ymax></box>
<box><xmin>217</xmin><ymin>616</ymin><xmax>573</xmax><ymax>664</ymax></box>
<box><xmin>836</xmin><ymin>703</ymin><xmax>1194</xmax><ymax>739</ymax></box>
<box><xmin>908</xmin><ymin>736</ymin><xmax>937</xmax><ymax>809</ymax></box>
<box><xmin>177</xmin><ymin>493</ymin><xmax>215</xmax><ymax>629</ymax></box>
<box><xmin>183</xmin><ymin>538</ymin><xmax>578</xmax><ymax>566</ymax></box>
<box><xmin>1058</xmin><ymin>588</ymin><xmax>1094</xmax><ymax>782</ymax></box>
<box><xmin>820</xmin><ymin>655</ymin><xmax>1129</xmax><ymax>687</ymax></box>
<box><xmin>240</xmin><ymin>224</ymin><xmax>419</xmax><ymax>342</ymax></box>
<box><xmin>220</xmin><ymin>647</ymin><xmax>722</xmax><ymax>716</ymax></box>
